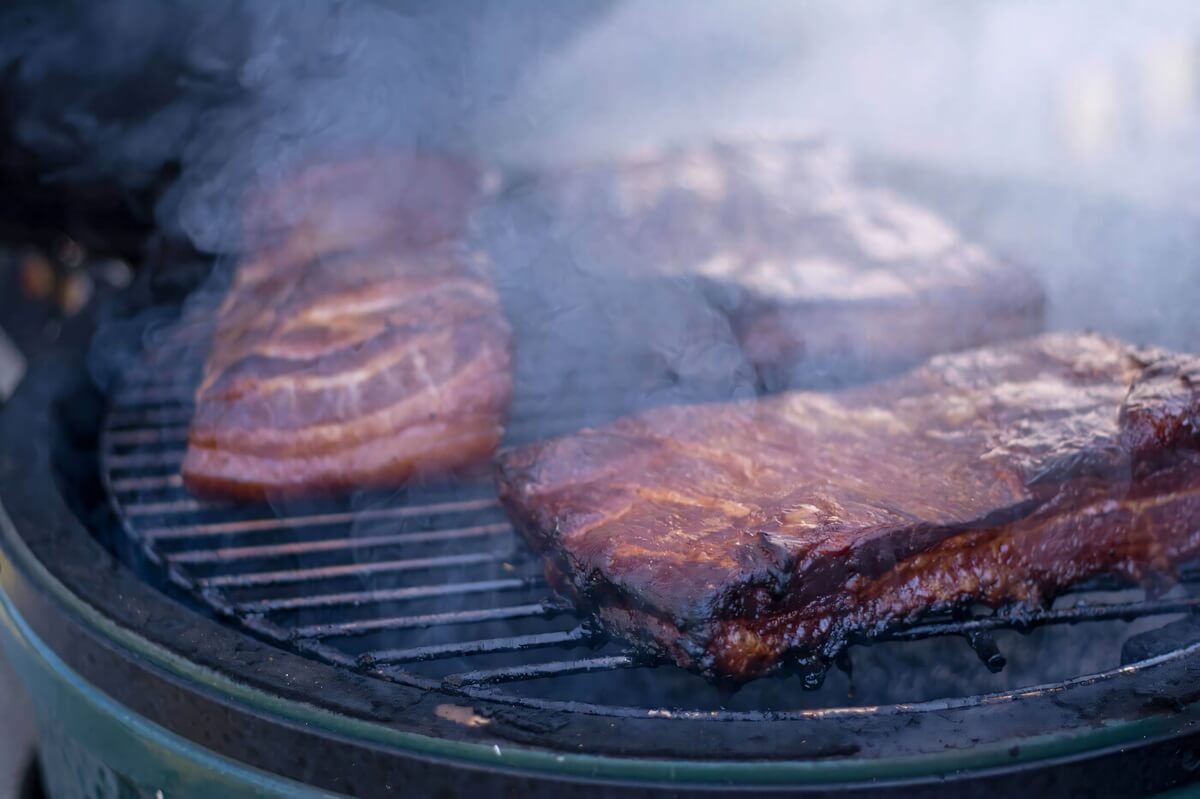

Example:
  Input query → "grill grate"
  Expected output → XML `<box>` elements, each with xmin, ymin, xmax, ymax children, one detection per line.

<box><xmin>99</xmin><ymin>349</ymin><xmax>1200</xmax><ymax>716</ymax></box>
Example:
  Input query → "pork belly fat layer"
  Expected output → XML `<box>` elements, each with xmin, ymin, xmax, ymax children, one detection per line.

<box><xmin>496</xmin><ymin>333</ymin><xmax>1200</xmax><ymax>680</ymax></box>
<box><xmin>183</xmin><ymin>154</ymin><xmax>511</xmax><ymax>501</ymax></box>
<box><xmin>184</xmin><ymin>245</ymin><xmax>512</xmax><ymax>500</ymax></box>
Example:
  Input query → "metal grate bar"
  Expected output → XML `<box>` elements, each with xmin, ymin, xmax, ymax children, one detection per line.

<box><xmin>126</xmin><ymin>498</ymin><xmax>221</xmax><ymax>517</ymax></box>
<box><xmin>366</xmin><ymin>625</ymin><xmax>597</xmax><ymax>665</ymax></box>
<box><xmin>883</xmin><ymin>595</ymin><xmax>1200</xmax><ymax>642</ymax></box>
<box><xmin>109</xmin><ymin>474</ymin><xmax>184</xmax><ymax>493</ymax></box>
<box><xmin>292</xmin><ymin>638</ymin><xmax>365</xmax><ymax>668</ymax></box>
<box><xmin>113</xmin><ymin>387</ymin><xmax>196</xmax><ymax>405</ymax></box>
<box><xmin>199</xmin><ymin>551</ymin><xmax>506</xmax><ymax>588</ymax></box>
<box><xmin>118</xmin><ymin>364</ymin><xmax>204</xmax><ymax>383</ymax></box>
<box><xmin>234</xmin><ymin>576</ymin><xmax>536</xmax><ymax>614</ymax></box>
<box><xmin>118</xmin><ymin>372</ymin><xmax>202</xmax><ymax>389</ymax></box>
<box><xmin>106</xmin><ymin>407</ymin><xmax>195</xmax><ymax>428</ymax></box>
<box><xmin>142</xmin><ymin>497</ymin><xmax>500</xmax><ymax>541</ymax></box>
<box><xmin>442</xmin><ymin>654</ymin><xmax>641</xmax><ymax>687</ymax></box>
<box><xmin>106</xmin><ymin>427</ymin><xmax>191</xmax><ymax>446</ymax></box>
<box><xmin>167</xmin><ymin>522</ymin><xmax>513</xmax><ymax>565</ymax></box>
<box><xmin>105</xmin><ymin>450</ymin><xmax>187</xmax><ymax>470</ymax></box>
<box><xmin>294</xmin><ymin>601</ymin><xmax>570</xmax><ymax>640</ymax></box>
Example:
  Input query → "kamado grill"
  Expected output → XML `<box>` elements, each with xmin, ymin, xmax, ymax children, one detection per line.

<box><xmin>3</xmin><ymin>240</ymin><xmax>1200</xmax><ymax>796</ymax></box>
<box><xmin>5</xmin><ymin>4</ymin><xmax>1200</xmax><ymax>798</ymax></box>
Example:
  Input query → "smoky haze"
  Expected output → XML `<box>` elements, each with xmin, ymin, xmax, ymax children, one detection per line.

<box><xmin>7</xmin><ymin>1</ymin><xmax>1200</xmax><ymax>708</ymax></box>
<box><xmin>3</xmin><ymin>0</ymin><xmax>764</xmax><ymax>421</ymax></box>
<box><xmin>0</xmin><ymin>0</ymin><xmax>614</xmax><ymax>252</ymax></box>
<box><xmin>5</xmin><ymin>1</ymin><xmax>1197</xmax><ymax>363</ymax></box>
<box><xmin>488</xmin><ymin>0</ymin><xmax>1200</xmax><ymax>352</ymax></box>
<box><xmin>6</xmin><ymin>0</ymin><xmax>1198</xmax><ymax>440</ymax></box>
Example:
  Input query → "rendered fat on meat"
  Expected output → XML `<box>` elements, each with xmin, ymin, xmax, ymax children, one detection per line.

<box><xmin>182</xmin><ymin>155</ymin><xmax>512</xmax><ymax>500</ymax></box>
<box><xmin>496</xmin><ymin>333</ymin><xmax>1200</xmax><ymax>680</ymax></box>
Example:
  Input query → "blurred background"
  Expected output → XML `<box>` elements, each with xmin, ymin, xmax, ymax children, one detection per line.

<box><xmin>493</xmin><ymin>0</ymin><xmax>1200</xmax><ymax>209</ymax></box>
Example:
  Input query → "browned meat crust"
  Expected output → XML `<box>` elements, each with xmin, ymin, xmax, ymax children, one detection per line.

<box><xmin>496</xmin><ymin>333</ymin><xmax>1200</xmax><ymax>680</ymax></box>
<box><xmin>182</xmin><ymin>156</ymin><xmax>512</xmax><ymax>501</ymax></box>
<box><xmin>524</xmin><ymin>139</ymin><xmax>1045</xmax><ymax>387</ymax></box>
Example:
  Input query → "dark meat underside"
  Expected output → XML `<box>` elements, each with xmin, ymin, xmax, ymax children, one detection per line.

<box><xmin>522</xmin><ymin>139</ymin><xmax>1045</xmax><ymax>388</ymax></box>
<box><xmin>496</xmin><ymin>333</ymin><xmax>1200</xmax><ymax>680</ymax></box>
<box><xmin>182</xmin><ymin>157</ymin><xmax>512</xmax><ymax>501</ymax></box>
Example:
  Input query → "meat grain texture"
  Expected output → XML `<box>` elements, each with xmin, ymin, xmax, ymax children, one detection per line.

<box><xmin>182</xmin><ymin>155</ymin><xmax>513</xmax><ymax>500</ymax></box>
<box><xmin>496</xmin><ymin>333</ymin><xmax>1200</xmax><ymax>680</ymax></box>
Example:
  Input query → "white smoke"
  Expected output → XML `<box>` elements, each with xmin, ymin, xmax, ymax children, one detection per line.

<box><xmin>0</xmin><ymin>0</ymin><xmax>615</xmax><ymax>253</ymax></box>
<box><xmin>491</xmin><ymin>0</ymin><xmax>1200</xmax><ymax>211</ymax></box>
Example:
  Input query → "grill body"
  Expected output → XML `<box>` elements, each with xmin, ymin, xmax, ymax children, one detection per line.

<box><xmin>5</xmin><ymin>350</ymin><xmax>1200</xmax><ymax>797</ymax></box>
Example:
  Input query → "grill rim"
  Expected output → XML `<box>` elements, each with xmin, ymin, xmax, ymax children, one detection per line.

<box><xmin>10</xmin><ymin>515</ymin><xmax>1200</xmax><ymax>799</ymax></box>
<box><xmin>9</xmin><ymin>353</ymin><xmax>1200</xmax><ymax>794</ymax></box>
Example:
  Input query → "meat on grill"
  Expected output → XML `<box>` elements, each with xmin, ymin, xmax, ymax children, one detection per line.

<box><xmin>496</xmin><ymin>333</ymin><xmax>1200</xmax><ymax>681</ymax></box>
<box><xmin>182</xmin><ymin>156</ymin><xmax>512</xmax><ymax>501</ymax></box>
<box><xmin>521</xmin><ymin>139</ymin><xmax>1045</xmax><ymax>388</ymax></box>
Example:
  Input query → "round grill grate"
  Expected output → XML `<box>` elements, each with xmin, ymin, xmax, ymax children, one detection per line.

<box><xmin>98</xmin><ymin>337</ymin><xmax>1200</xmax><ymax>720</ymax></box>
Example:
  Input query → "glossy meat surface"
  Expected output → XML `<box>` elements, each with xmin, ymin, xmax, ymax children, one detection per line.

<box><xmin>183</xmin><ymin>157</ymin><xmax>512</xmax><ymax>500</ymax></box>
<box><xmin>496</xmin><ymin>333</ymin><xmax>1200</xmax><ymax>679</ymax></box>
<box><xmin>525</xmin><ymin>139</ymin><xmax>1045</xmax><ymax>387</ymax></box>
